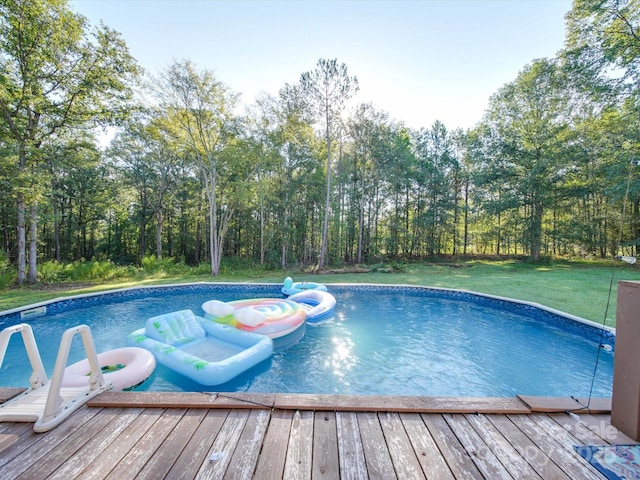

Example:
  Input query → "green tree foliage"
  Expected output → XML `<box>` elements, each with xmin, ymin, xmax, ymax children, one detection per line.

<box><xmin>152</xmin><ymin>59</ymin><xmax>239</xmax><ymax>275</ymax></box>
<box><xmin>477</xmin><ymin>59</ymin><xmax>571</xmax><ymax>261</ymax></box>
<box><xmin>566</xmin><ymin>0</ymin><xmax>640</xmax><ymax>85</ymax></box>
<box><xmin>300</xmin><ymin>58</ymin><xmax>358</xmax><ymax>269</ymax></box>
<box><xmin>5</xmin><ymin>1</ymin><xmax>640</xmax><ymax>283</ymax></box>
<box><xmin>0</xmin><ymin>0</ymin><xmax>139</xmax><ymax>284</ymax></box>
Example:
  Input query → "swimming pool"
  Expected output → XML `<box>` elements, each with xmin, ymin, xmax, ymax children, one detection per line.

<box><xmin>0</xmin><ymin>283</ymin><xmax>615</xmax><ymax>398</ymax></box>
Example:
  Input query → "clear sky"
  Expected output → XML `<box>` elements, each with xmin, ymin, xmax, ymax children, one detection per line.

<box><xmin>71</xmin><ymin>0</ymin><xmax>573</xmax><ymax>131</ymax></box>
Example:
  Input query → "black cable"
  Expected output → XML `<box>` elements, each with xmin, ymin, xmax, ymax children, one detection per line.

<box><xmin>571</xmin><ymin>158</ymin><xmax>637</xmax><ymax>414</ymax></box>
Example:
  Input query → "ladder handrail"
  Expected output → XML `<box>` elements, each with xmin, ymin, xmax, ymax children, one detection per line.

<box><xmin>42</xmin><ymin>324</ymin><xmax>107</xmax><ymax>424</ymax></box>
<box><xmin>0</xmin><ymin>323</ymin><xmax>48</xmax><ymax>389</ymax></box>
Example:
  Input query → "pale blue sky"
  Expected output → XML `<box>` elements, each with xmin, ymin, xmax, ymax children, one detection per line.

<box><xmin>71</xmin><ymin>0</ymin><xmax>573</xmax><ymax>130</ymax></box>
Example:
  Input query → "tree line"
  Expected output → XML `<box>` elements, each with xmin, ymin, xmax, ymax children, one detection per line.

<box><xmin>1</xmin><ymin>0</ymin><xmax>639</xmax><ymax>285</ymax></box>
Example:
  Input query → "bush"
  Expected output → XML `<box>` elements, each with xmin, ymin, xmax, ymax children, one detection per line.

<box><xmin>38</xmin><ymin>259</ymin><xmax>123</xmax><ymax>282</ymax></box>
<box><xmin>141</xmin><ymin>256</ymin><xmax>192</xmax><ymax>275</ymax></box>
<box><xmin>0</xmin><ymin>252</ymin><xmax>14</xmax><ymax>289</ymax></box>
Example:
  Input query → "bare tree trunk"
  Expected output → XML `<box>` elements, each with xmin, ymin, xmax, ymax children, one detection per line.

<box><xmin>27</xmin><ymin>202</ymin><xmax>38</xmax><ymax>284</ymax></box>
<box><xmin>210</xmin><ymin>194</ymin><xmax>217</xmax><ymax>275</ymax></box>
<box><xmin>54</xmin><ymin>201</ymin><xmax>61</xmax><ymax>262</ymax></box>
<box><xmin>260</xmin><ymin>204</ymin><xmax>265</xmax><ymax>265</ymax></box>
<box><xmin>531</xmin><ymin>198</ymin><xmax>543</xmax><ymax>262</ymax></box>
<box><xmin>51</xmin><ymin>174</ymin><xmax>61</xmax><ymax>262</ymax></box>
<box><xmin>319</xmin><ymin>106</ymin><xmax>331</xmax><ymax>270</ymax></box>
<box><xmin>156</xmin><ymin>208</ymin><xmax>163</xmax><ymax>260</ymax></box>
<box><xmin>16</xmin><ymin>192</ymin><xmax>26</xmax><ymax>285</ymax></box>
<box><xmin>463</xmin><ymin>178</ymin><xmax>469</xmax><ymax>255</ymax></box>
<box><xmin>357</xmin><ymin>160</ymin><xmax>365</xmax><ymax>264</ymax></box>
<box><xmin>195</xmin><ymin>220</ymin><xmax>201</xmax><ymax>265</ymax></box>
<box><xmin>281</xmin><ymin>201</ymin><xmax>288</xmax><ymax>269</ymax></box>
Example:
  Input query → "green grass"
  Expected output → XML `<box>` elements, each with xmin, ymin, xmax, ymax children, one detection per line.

<box><xmin>1</xmin><ymin>259</ymin><xmax>639</xmax><ymax>327</ymax></box>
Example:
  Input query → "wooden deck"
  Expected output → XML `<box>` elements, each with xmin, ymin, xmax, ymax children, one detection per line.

<box><xmin>0</xmin><ymin>391</ymin><xmax>636</xmax><ymax>479</ymax></box>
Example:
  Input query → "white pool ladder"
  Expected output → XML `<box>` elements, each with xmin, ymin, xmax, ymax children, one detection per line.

<box><xmin>0</xmin><ymin>323</ymin><xmax>112</xmax><ymax>432</ymax></box>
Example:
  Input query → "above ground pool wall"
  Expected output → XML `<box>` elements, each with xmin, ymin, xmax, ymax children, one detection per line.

<box><xmin>612</xmin><ymin>280</ymin><xmax>640</xmax><ymax>440</ymax></box>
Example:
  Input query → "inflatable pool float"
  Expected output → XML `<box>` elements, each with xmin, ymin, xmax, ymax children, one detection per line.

<box><xmin>202</xmin><ymin>298</ymin><xmax>306</xmax><ymax>345</ymax></box>
<box><xmin>127</xmin><ymin>309</ymin><xmax>273</xmax><ymax>386</ymax></box>
<box><xmin>281</xmin><ymin>276</ymin><xmax>328</xmax><ymax>296</ymax></box>
<box><xmin>288</xmin><ymin>290</ymin><xmax>336</xmax><ymax>323</ymax></box>
<box><xmin>62</xmin><ymin>347</ymin><xmax>156</xmax><ymax>391</ymax></box>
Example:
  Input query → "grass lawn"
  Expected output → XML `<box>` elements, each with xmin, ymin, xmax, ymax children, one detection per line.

<box><xmin>0</xmin><ymin>259</ymin><xmax>638</xmax><ymax>327</ymax></box>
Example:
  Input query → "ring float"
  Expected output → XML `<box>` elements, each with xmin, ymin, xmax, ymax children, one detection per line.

<box><xmin>62</xmin><ymin>347</ymin><xmax>156</xmax><ymax>391</ymax></box>
<box><xmin>202</xmin><ymin>298</ymin><xmax>306</xmax><ymax>339</ymax></box>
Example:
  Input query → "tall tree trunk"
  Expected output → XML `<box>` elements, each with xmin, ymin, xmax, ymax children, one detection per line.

<box><xmin>16</xmin><ymin>192</ymin><xmax>26</xmax><ymax>286</ymax></box>
<box><xmin>452</xmin><ymin>169</ymin><xmax>460</xmax><ymax>256</ymax></box>
<box><xmin>139</xmin><ymin>220</ymin><xmax>146</xmax><ymax>263</ymax></box>
<box><xmin>357</xmin><ymin>158</ymin><xmax>365</xmax><ymax>264</ymax></box>
<box><xmin>195</xmin><ymin>219</ymin><xmax>201</xmax><ymax>265</ymax></box>
<box><xmin>54</xmin><ymin>200</ymin><xmax>61</xmax><ymax>262</ymax></box>
<box><xmin>463</xmin><ymin>178</ymin><xmax>469</xmax><ymax>255</ymax></box>
<box><xmin>260</xmin><ymin>203</ymin><xmax>265</xmax><ymax>265</ymax></box>
<box><xmin>496</xmin><ymin>209</ymin><xmax>502</xmax><ymax>256</ymax></box>
<box><xmin>156</xmin><ymin>208</ymin><xmax>163</xmax><ymax>260</ymax></box>
<box><xmin>319</xmin><ymin>106</ymin><xmax>331</xmax><ymax>270</ymax></box>
<box><xmin>210</xmin><ymin>196</ymin><xmax>217</xmax><ymax>275</ymax></box>
<box><xmin>27</xmin><ymin>202</ymin><xmax>38</xmax><ymax>284</ymax></box>
<box><xmin>281</xmin><ymin>199</ymin><xmax>288</xmax><ymax>269</ymax></box>
<box><xmin>51</xmin><ymin>174</ymin><xmax>61</xmax><ymax>262</ymax></box>
<box><xmin>531</xmin><ymin>198</ymin><xmax>543</xmax><ymax>262</ymax></box>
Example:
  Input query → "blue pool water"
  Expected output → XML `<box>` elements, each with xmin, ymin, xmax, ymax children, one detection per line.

<box><xmin>0</xmin><ymin>284</ymin><xmax>614</xmax><ymax>397</ymax></box>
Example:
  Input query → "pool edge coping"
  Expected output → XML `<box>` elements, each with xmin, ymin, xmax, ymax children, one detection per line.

<box><xmin>0</xmin><ymin>386</ymin><xmax>613</xmax><ymax>414</ymax></box>
<box><xmin>1</xmin><ymin>281</ymin><xmax>614</xmax><ymax>334</ymax></box>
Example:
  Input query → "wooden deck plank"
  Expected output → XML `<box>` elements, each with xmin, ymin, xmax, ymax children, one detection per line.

<box><xmin>213</xmin><ymin>392</ymin><xmax>276</xmax><ymax>409</ymax></box>
<box><xmin>136</xmin><ymin>408</ymin><xmax>208</xmax><ymax>480</ymax></box>
<box><xmin>336</xmin><ymin>411</ymin><xmax>368</xmax><ymax>479</ymax></box>
<box><xmin>283</xmin><ymin>410</ymin><xmax>314</xmax><ymax>480</ymax></box>
<box><xmin>400</xmin><ymin>413</ymin><xmax>455</xmax><ymax>480</ymax></box>
<box><xmin>0</xmin><ymin>420</ymin><xmax>30</xmax><ymax>435</ymax></box>
<box><xmin>357</xmin><ymin>411</ymin><xmax>397</xmax><ymax>479</ymax></box>
<box><xmin>422</xmin><ymin>413</ymin><xmax>484</xmax><ymax>479</ymax></box>
<box><xmin>90</xmin><ymin>391</ymin><xmax>531</xmax><ymax>413</ymax></box>
<box><xmin>0</xmin><ymin>393</ymin><xmax>635</xmax><ymax>480</ymax></box>
<box><xmin>518</xmin><ymin>395</ymin><xmax>611</xmax><ymax>413</ymax></box>
<box><xmin>571</xmin><ymin>413</ymin><xmax>640</xmax><ymax>445</ymax></box>
<box><xmin>378</xmin><ymin>411</ymin><xmax>426</xmax><ymax>479</ymax></box>
<box><xmin>487</xmin><ymin>414</ymin><xmax>571</xmax><ymax>480</ymax></box>
<box><xmin>508</xmin><ymin>414</ymin><xmax>604</xmax><ymax>480</ymax></box>
<box><xmin>12</xmin><ymin>408</ymin><xmax>124</xmax><ymax>480</ymax></box>
<box><xmin>165</xmin><ymin>409</ymin><xmax>231</xmax><ymax>480</ymax></box>
<box><xmin>47</xmin><ymin>408</ymin><xmax>145</xmax><ymax>480</ymax></box>
<box><xmin>312</xmin><ymin>411</ymin><xmax>340</xmax><ymax>479</ymax></box>
<box><xmin>0</xmin><ymin>387</ymin><xmax>25</xmax><ymax>403</ymax></box>
<box><xmin>0</xmin><ymin>422</ymin><xmax>32</xmax><ymax>453</ymax></box>
<box><xmin>194</xmin><ymin>408</ymin><xmax>251</xmax><ymax>479</ymax></box>
<box><xmin>533</xmin><ymin>413</ymin><xmax>608</xmax><ymax>447</ymax></box>
<box><xmin>444</xmin><ymin>413</ymin><xmax>513</xmax><ymax>479</ymax></box>
<box><xmin>88</xmin><ymin>391</ymin><xmax>275</xmax><ymax>409</ymax></box>
<box><xmin>75</xmin><ymin>408</ymin><xmax>166</xmax><ymax>480</ymax></box>
<box><xmin>465</xmin><ymin>413</ymin><xmax>542</xmax><ymax>479</ymax></box>
<box><xmin>104</xmin><ymin>408</ymin><xmax>187</xmax><ymax>480</ymax></box>
<box><xmin>253</xmin><ymin>409</ymin><xmax>293</xmax><ymax>479</ymax></box>
<box><xmin>223</xmin><ymin>409</ymin><xmax>271</xmax><ymax>480</ymax></box>
<box><xmin>274</xmin><ymin>393</ymin><xmax>530</xmax><ymax>413</ymax></box>
<box><xmin>0</xmin><ymin>406</ymin><xmax>99</xmax><ymax>470</ymax></box>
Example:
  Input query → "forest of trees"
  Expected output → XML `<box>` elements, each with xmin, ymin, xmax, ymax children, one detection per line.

<box><xmin>1</xmin><ymin>0</ymin><xmax>640</xmax><ymax>285</ymax></box>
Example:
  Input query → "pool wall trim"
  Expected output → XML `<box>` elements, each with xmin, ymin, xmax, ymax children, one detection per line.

<box><xmin>0</xmin><ymin>281</ymin><xmax>615</xmax><ymax>336</ymax></box>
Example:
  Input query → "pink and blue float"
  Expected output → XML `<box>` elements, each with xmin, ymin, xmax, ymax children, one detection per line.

<box><xmin>202</xmin><ymin>297</ymin><xmax>306</xmax><ymax>348</ymax></box>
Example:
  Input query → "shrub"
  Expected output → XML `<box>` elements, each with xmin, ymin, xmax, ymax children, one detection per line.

<box><xmin>0</xmin><ymin>252</ymin><xmax>15</xmax><ymax>289</ymax></box>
